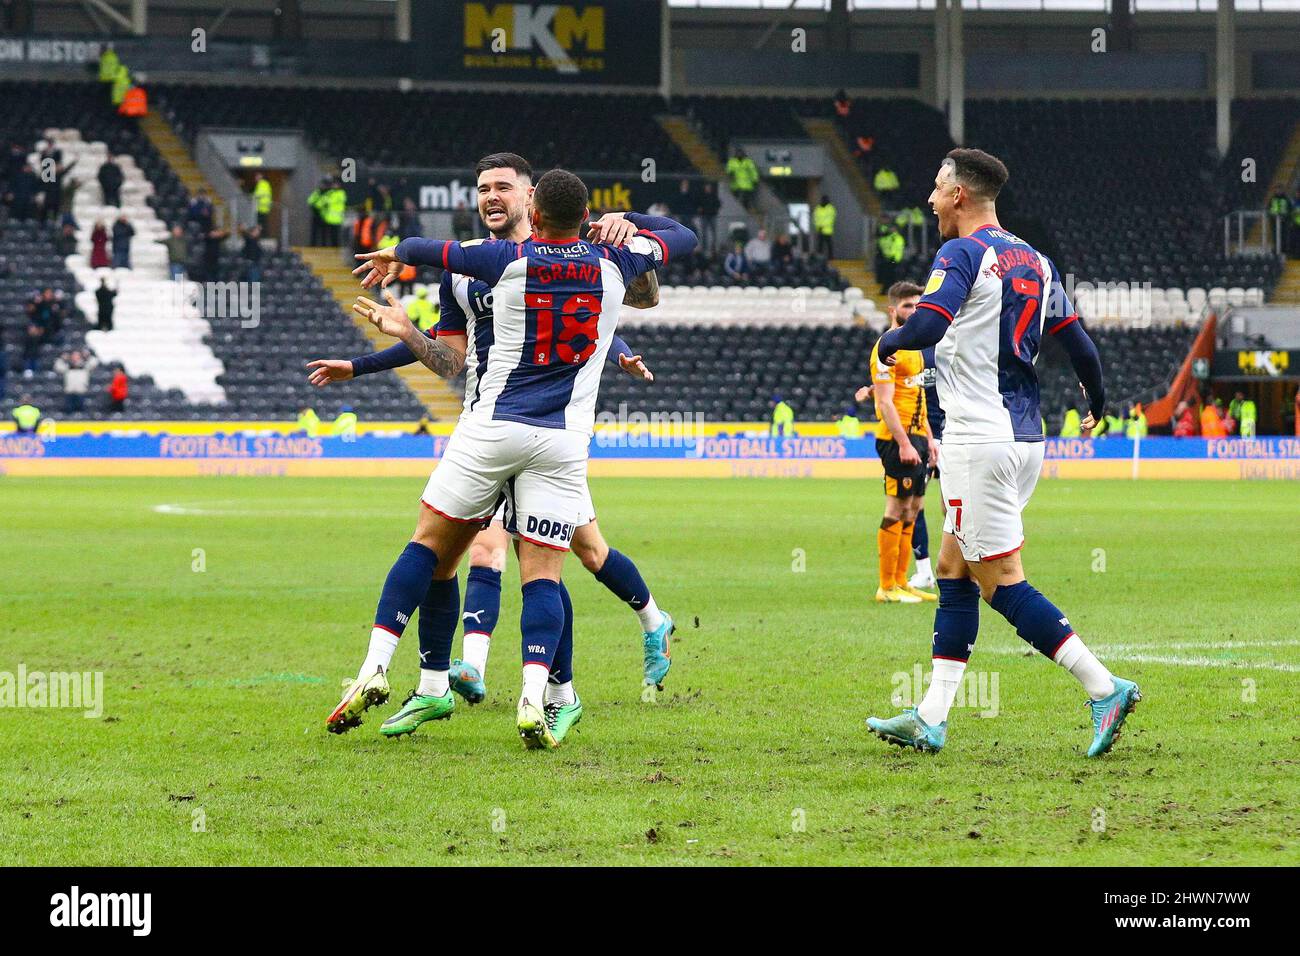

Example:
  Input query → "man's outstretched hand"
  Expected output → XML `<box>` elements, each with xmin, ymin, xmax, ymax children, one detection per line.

<box><xmin>618</xmin><ymin>352</ymin><xmax>654</xmax><ymax>382</ymax></box>
<box><xmin>306</xmin><ymin>359</ymin><xmax>354</xmax><ymax>387</ymax></box>
<box><xmin>353</xmin><ymin>247</ymin><xmax>403</xmax><ymax>289</ymax></box>
<box><xmin>353</xmin><ymin>289</ymin><xmax>413</xmax><ymax>339</ymax></box>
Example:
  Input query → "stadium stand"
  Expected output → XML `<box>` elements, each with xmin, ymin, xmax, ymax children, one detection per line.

<box><xmin>0</xmin><ymin>79</ymin><xmax>430</xmax><ymax>422</ymax></box>
<box><xmin>153</xmin><ymin>85</ymin><xmax>692</xmax><ymax>173</ymax></box>
<box><xmin>0</xmin><ymin>221</ymin><xmax>189</xmax><ymax>419</ymax></box>
<box><xmin>204</xmin><ymin>248</ymin><xmax>427</xmax><ymax>422</ymax></box>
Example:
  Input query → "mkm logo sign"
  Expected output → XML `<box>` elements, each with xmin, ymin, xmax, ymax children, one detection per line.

<box><xmin>464</xmin><ymin>4</ymin><xmax>605</xmax><ymax>74</ymax></box>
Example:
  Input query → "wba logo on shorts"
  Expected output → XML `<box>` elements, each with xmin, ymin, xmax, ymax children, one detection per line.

<box><xmin>524</xmin><ymin>515</ymin><xmax>575</xmax><ymax>546</ymax></box>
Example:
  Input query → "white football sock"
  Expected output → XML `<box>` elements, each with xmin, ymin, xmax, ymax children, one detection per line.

<box><xmin>1053</xmin><ymin>634</ymin><xmax>1114</xmax><ymax>700</ymax></box>
<box><xmin>358</xmin><ymin>627</ymin><xmax>400</xmax><ymax>681</ymax></box>
<box><xmin>917</xmin><ymin>657</ymin><xmax>966</xmax><ymax>726</ymax></box>
<box><xmin>521</xmin><ymin>663</ymin><xmax>549</xmax><ymax>705</ymax></box>
<box><xmin>462</xmin><ymin>631</ymin><xmax>490</xmax><ymax>677</ymax></box>
<box><xmin>545</xmin><ymin>679</ymin><xmax>576</xmax><ymax>706</ymax></box>
<box><xmin>636</xmin><ymin>596</ymin><xmax>664</xmax><ymax>633</ymax></box>
<box><xmin>417</xmin><ymin>669</ymin><xmax>449</xmax><ymax>697</ymax></box>
<box><xmin>914</xmin><ymin>557</ymin><xmax>933</xmax><ymax>581</ymax></box>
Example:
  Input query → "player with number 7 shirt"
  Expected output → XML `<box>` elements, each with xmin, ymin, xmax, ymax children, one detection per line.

<box><xmin>865</xmin><ymin>148</ymin><xmax>1142</xmax><ymax>758</ymax></box>
<box><xmin>342</xmin><ymin>168</ymin><xmax>696</xmax><ymax>749</ymax></box>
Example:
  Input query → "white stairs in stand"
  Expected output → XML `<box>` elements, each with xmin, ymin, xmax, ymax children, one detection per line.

<box><xmin>43</xmin><ymin>128</ymin><xmax>225</xmax><ymax>404</ymax></box>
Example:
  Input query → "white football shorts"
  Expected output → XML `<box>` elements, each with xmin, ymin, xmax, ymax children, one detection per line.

<box><xmin>421</xmin><ymin>417</ymin><xmax>590</xmax><ymax>551</ymax></box>
<box><xmin>938</xmin><ymin>440</ymin><xmax>1045</xmax><ymax>562</ymax></box>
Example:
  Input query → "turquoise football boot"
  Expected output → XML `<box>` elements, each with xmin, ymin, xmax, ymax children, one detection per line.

<box><xmin>642</xmin><ymin>611</ymin><xmax>674</xmax><ymax>687</ymax></box>
<box><xmin>1085</xmin><ymin>677</ymin><xmax>1142</xmax><ymax>757</ymax></box>
<box><xmin>448</xmin><ymin>659</ymin><xmax>486</xmax><ymax>705</ymax></box>
<box><xmin>866</xmin><ymin>707</ymin><xmax>947</xmax><ymax>752</ymax></box>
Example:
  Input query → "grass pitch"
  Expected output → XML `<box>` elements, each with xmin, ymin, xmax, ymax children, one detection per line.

<box><xmin>1</xmin><ymin>476</ymin><xmax>1297</xmax><ymax>866</ymax></box>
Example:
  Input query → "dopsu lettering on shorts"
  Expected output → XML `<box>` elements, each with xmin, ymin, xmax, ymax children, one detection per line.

<box><xmin>524</xmin><ymin>514</ymin><xmax>576</xmax><ymax>547</ymax></box>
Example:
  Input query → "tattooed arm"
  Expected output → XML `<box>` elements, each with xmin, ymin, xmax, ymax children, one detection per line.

<box><xmin>353</xmin><ymin>290</ymin><xmax>466</xmax><ymax>379</ymax></box>
<box><xmin>623</xmin><ymin>270</ymin><xmax>659</xmax><ymax>309</ymax></box>
<box><xmin>399</xmin><ymin>325</ymin><xmax>466</xmax><ymax>379</ymax></box>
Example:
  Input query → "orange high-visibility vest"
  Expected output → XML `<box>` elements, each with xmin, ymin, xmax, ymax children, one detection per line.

<box><xmin>119</xmin><ymin>86</ymin><xmax>147</xmax><ymax>117</ymax></box>
<box><xmin>354</xmin><ymin>216</ymin><xmax>374</xmax><ymax>250</ymax></box>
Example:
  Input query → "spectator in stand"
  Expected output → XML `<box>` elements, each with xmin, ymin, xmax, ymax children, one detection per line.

<box><xmin>724</xmin><ymin>241</ymin><xmax>750</xmax><ymax>284</ymax></box>
<box><xmin>398</xmin><ymin>196</ymin><xmax>420</xmax><ymax>240</ymax></box>
<box><xmin>726</xmin><ymin>147</ymin><xmax>759</xmax><ymax>212</ymax></box>
<box><xmin>55</xmin><ymin>222</ymin><xmax>78</xmax><ymax>257</ymax></box>
<box><xmin>674</xmin><ymin>178</ymin><xmax>696</xmax><ymax>220</ymax></box>
<box><xmin>36</xmin><ymin>145</ymin><xmax>75</xmax><ymax>223</ymax></box>
<box><xmin>365</xmin><ymin>177</ymin><xmax>393</xmax><ymax>216</ymax></box>
<box><xmin>4</xmin><ymin>142</ymin><xmax>25</xmax><ymax>183</ymax></box>
<box><xmin>11</xmin><ymin>394</ymin><xmax>41</xmax><ymax>432</ymax></box>
<box><xmin>745</xmin><ymin>228</ymin><xmax>771</xmax><ymax>266</ymax></box>
<box><xmin>5</xmin><ymin>161</ymin><xmax>39</xmax><ymax>219</ymax></box>
<box><xmin>695</xmin><ymin>181</ymin><xmax>720</xmax><ymax>252</ymax></box>
<box><xmin>159</xmin><ymin>224</ymin><xmax>189</xmax><ymax>279</ymax></box>
<box><xmin>33</xmin><ymin>288</ymin><xmax>65</xmax><ymax>348</ymax></box>
<box><xmin>22</xmin><ymin>322</ymin><xmax>41</xmax><ymax>377</ymax></box>
<box><xmin>187</xmin><ymin>188</ymin><xmax>214</xmax><ymax>233</ymax></box>
<box><xmin>451</xmin><ymin>200</ymin><xmax>475</xmax><ymax>242</ymax></box>
<box><xmin>772</xmin><ymin>231</ymin><xmax>795</xmax><ymax>265</ymax></box>
<box><xmin>813</xmin><ymin>194</ymin><xmax>837</xmax><ymax>259</ymax></box>
<box><xmin>0</xmin><ymin>332</ymin><xmax>7</xmax><ymax>400</ymax></box>
<box><xmin>59</xmin><ymin>172</ymin><xmax>81</xmax><ymax>225</ymax></box>
<box><xmin>1172</xmin><ymin>400</ymin><xmax>1197</xmax><ymax>437</ymax></box>
<box><xmin>55</xmin><ymin>349</ymin><xmax>98</xmax><ymax>415</ymax></box>
<box><xmin>201</xmin><ymin>227</ymin><xmax>229</xmax><ymax>282</ymax></box>
<box><xmin>95</xmin><ymin>278</ymin><xmax>116</xmax><ymax>331</ymax></box>
<box><xmin>106</xmin><ymin>364</ymin><xmax>129</xmax><ymax>415</ymax></box>
<box><xmin>239</xmin><ymin>224</ymin><xmax>263</xmax><ymax>283</ymax></box>
<box><xmin>111</xmin><ymin>214</ymin><xmax>134</xmax><ymax>268</ymax></box>
<box><xmin>646</xmin><ymin>198</ymin><xmax>671</xmax><ymax>218</ymax></box>
<box><xmin>833</xmin><ymin>88</ymin><xmax>852</xmax><ymax>120</ymax></box>
<box><xmin>97</xmin><ymin>153</ymin><xmax>124</xmax><ymax>208</ymax></box>
<box><xmin>89</xmin><ymin>219</ymin><xmax>111</xmax><ymax>268</ymax></box>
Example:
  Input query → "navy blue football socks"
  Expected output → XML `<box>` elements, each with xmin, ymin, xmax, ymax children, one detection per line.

<box><xmin>989</xmin><ymin>580</ymin><xmax>1075</xmax><ymax>658</ymax></box>
<box><xmin>932</xmin><ymin>578</ymin><xmax>981</xmax><ymax>662</ymax></box>
<box><xmin>593</xmin><ymin>548</ymin><xmax>650</xmax><ymax>610</ymax></box>
<box><xmin>417</xmin><ymin>576</ymin><xmax>460</xmax><ymax>674</ymax></box>
<box><xmin>373</xmin><ymin>541</ymin><xmax>438</xmax><ymax>637</ymax></box>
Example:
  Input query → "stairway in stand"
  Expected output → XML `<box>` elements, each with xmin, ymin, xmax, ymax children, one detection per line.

<box><xmin>1269</xmin><ymin>257</ymin><xmax>1300</xmax><ymax>305</ymax></box>
<box><xmin>656</xmin><ymin>115</ymin><xmax>724</xmax><ymax>178</ymax></box>
<box><xmin>295</xmin><ymin>247</ymin><xmax>465</xmax><ymax>420</ymax></box>
<box><xmin>136</xmin><ymin>112</ymin><xmax>228</xmax><ymax>226</ymax></box>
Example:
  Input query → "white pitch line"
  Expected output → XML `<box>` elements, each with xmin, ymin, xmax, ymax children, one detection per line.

<box><xmin>152</xmin><ymin>503</ymin><xmax>398</xmax><ymax>518</ymax></box>
<box><xmin>982</xmin><ymin>645</ymin><xmax>1300</xmax><ymax>673</ymax></box>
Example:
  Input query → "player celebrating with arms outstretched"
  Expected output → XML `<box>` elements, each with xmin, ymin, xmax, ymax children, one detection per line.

<box><xmin>866</xmin><ymin>149</ymin><xmax>1141</xmax><ymax>757</ymax></box>
<box><xmin>857</xmin><ymin>280</ymin><xmax>939</xmax><ymax>605</ymax></box>
<box><xmin>340</xmin><ymin>169</ymin><xmax>695</xmax><ymax>748</ymax></box>
<box><xmin>314</xmin><ymin>154</ymin><xmax>675</xmax><ymax>744</ymax></box>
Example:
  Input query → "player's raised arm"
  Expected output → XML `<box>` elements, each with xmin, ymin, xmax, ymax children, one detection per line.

<box><xmin>353</xmin><ymin>289</ymin><xmax>466</xmax><ymax>379</ymax></box>
<box><xmin>623</xmin><ymin>211</ymin><xmax>698</xmax><ymax>261</ymax></box>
